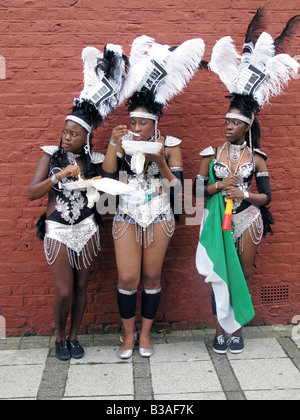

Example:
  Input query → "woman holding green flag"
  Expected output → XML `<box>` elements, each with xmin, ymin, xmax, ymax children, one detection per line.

<box><xmin>194</xmin><ymin>8</ymin><xmax>298</xmax><ymax>355</ymax></box>
<box><xmin>194</xmin><ymin>98</ymin><xmax>272</xmax><ymax>354</ymax></box>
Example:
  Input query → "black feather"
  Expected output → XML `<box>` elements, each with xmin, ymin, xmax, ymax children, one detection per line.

<box><xmin>244</xmin><ymin>8</ymin><xmax>266</xmax><ymax>47</ymax></box>
<box><xmin>199</xmin><ymin>60</ymin><xmax>210</xmax><ymax>70</ymax></box>
<box><xmin>274</xmin><ymin>15</ymin><xmax>300</xmax><ymax>54</ymax></box>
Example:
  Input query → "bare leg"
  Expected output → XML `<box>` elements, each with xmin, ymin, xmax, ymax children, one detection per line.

<box><xmin>114</xmin><ymin>224</ymin><xmax>142</xmax><ymax>351</ymax></box>
<box><xmin>50</xmin><ymin>245</ymin><xmax>74</xmax><ymax>342</ymax></box>
<box><xmin>140</xmin><ymin>222</ymin><xmax>172</xmax><ymax>349</ymax></box>
<box><xmin>69</xmin><ymin>266</ymin><xmax>90</xmax><ymax>341</ymax></box>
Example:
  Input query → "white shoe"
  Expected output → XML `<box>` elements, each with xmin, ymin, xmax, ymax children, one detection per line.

<box><xmin>117</xmin><ymin>347</ymin><xmax>133</xmax><ymax>359</ymax></box>
<box><xmin>139</xmin><ymin>347</ymin><xmax>154</xmax><ymax>358</ymax></box>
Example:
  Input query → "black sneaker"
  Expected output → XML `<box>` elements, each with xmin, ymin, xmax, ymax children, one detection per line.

<box><xmin>55</xmin><ymin>340</ymin><xmax>70</xmax><ymax>361</ymax></box>
<box><xmin>213</xmin><ymin>335</ymin><xmax>227</xmax><ymax>354</ymax></box>
<box><xmin>68</xmin><ymin>339</ymin><xmax>84</xmax><ymax>359</ymax></box>
<box><xmin>228</xmin><ymin>336</ymin><xmax>244</xmax><ymax>354</ymax></box>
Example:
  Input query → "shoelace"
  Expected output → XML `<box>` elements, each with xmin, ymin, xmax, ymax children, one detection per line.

<box><xmin>228</xmin><ymin>336</ymin><xmax>241</xmax><ymax>345</ymax></box>
<box><xmin>217</xmin><ymin>335</ymin><xmax>226</xmax><ymax>345</ymax></box>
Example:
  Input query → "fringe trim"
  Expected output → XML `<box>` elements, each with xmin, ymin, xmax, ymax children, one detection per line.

<box><xmin>44</xmin><ymin>230</ymin><xmax>101</xmax><ymax>269</ymax></box>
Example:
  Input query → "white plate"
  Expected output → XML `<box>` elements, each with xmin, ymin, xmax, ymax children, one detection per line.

<box><xmin>65</xmin><ymin>177</ymin><xmax>134</xmax><ymax>195</ymax></box>
<box><xmin>122</xmin><ymin>140</ymin><xmax>162</xmax><ymax>155</ymax></box>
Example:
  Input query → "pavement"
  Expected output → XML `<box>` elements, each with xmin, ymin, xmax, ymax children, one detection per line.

<box><xmin>0</xmin><ymin>325</ymin><xmax>299</xmax><ymax>401</ymax></box>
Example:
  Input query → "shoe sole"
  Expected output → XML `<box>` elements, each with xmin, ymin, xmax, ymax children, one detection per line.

<box><xmin>213</xmin><ymin>347</ymin><xmax>227</xmax><ymax>355</ymax></box>
<box><xmin>55</xmin><ymin>354</ymin><xmax>71</xmax><ymax>361</ymax></box>
<box><xmin>70</xmin><ymin>353</ymin><xmax>84</xmax><ymax>359</ymax></box>
<box><xmin>229</xmin><ymin>348</ymin><xmax>244</xmax><ymax>354</ymax></box>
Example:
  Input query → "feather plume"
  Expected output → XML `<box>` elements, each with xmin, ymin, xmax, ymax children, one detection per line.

<box><xmin>79</xmin><ymin>44</ymin><xmax>127</xmax><ymax>118</ymax></box>
<box><xmin>255</xmin><ymin>53</ymin><xmax>300</xmax><ymax>106</ymax></box>
<box><xmin>129</xmin><ymin>35</ymin><xmax>154</xmax><ymax>66</ymax></box>
<box><xmin>119</xmin><ymin>36</ymin><xmax>155</xmax><ymax>103</ymax></box>
<box><xmin>80</xmin><ymin>47</ymin><xmax>103</xmax><ymax>99</ymax></box>
<box><xmin>274</xmin><ymin>15</ymin><xmax>300</xmax><ymax>54</ymax></box>
<box><xmin>246</xmin><ymin>32</ymin><xmax>275</xmax><ymax>72</ymax></box>
<box><xmin>208</xmin><ymin>36</ymin><xmax>240</xmax><ymax>93</ymax></box>
<box><xmin>121</xmin><ymin>36</ymin><xmax>205</xmax><ymax>107</ymax></box>
<box><xmin>154</xmin><ymin>38</ymin><xmax>205</xmax><ymax>105</ymax></box>
<box><xmin>244</xmin><ymin>8</ymin><xmax>266</xmax><ymax>45</ymax></box>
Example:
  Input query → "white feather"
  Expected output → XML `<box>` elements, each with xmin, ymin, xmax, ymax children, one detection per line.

<box><xmin>245</xmin><ymin>32</ymin><xmax>275</xmax><ymax>72</ymax></box>
<box><xmin>80</xmin><ymin>45</ymin><xmax>127</xmax><ymax>118</ymax></box>
<box><xmin>80</xmin><ymin>47</ymin><xmax>103</xmax><ymax>102</ymax></box>
<box><xmin>119</xmin><ymin>36</ymin><xmax>155</xmax><ymax>103</ymax></box>
<box><xmin>129</xmin><ymin>35</ymin><xmax>155</xmax><ymax>66</ymax></box>
<box><xmin>209</xmin><ymin>36</ymin><xmax>240</xmax><ymax>93</ymax></box>
<box><xmin>120</xmin><ymin>36</ymin><xmax>205</xmax><ymax>107</ymax></box>
<box><xmin>155</xmin><ymin>38</ymin><xmax>205</xmax><ymax>105</ymax></box>
<box><xmin>255</xmin><ymin>54</ymin><xmax>300</xmax><ymax>106</ymax></box>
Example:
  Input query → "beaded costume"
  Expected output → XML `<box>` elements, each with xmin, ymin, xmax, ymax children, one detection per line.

<box><xmin>197</xmin><ymin>144</ymin><xmax>271</xmax><ymax>253</ymax></box>
<box><xmin>112</xmin><ymin>136</ymin><xmax>183</xmax><ymax>247</ymax></box>
<box><xmin>42</xmin><ymin>146</ymin><xmax>104</xmax><ymax>268</ymax></box>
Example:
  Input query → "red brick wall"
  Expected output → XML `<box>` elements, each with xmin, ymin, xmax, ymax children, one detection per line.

<box><xmin>0</xmin><ymin>0</ymin><xmax>299</xmax><ymax>336</ymax></box>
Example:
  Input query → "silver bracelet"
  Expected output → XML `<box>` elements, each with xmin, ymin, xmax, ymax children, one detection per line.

<box><xmin>109</xmin><ymin>139</ymin><xmax>118</xmax><ymax>147</ymax></box>
<box><xmin>50</xmin><ymin>174</ymin><xmax>59</xmax><ymax>185</ymax></box>
<box><xmin>243</xmin><ymin>191</ymin><xmax>249</xmax><ymax>200</ymax></box>
<box><xmin>215</xmin><ymin>182</ymin><xmax>219</xmax><ymax>191</ymax></box>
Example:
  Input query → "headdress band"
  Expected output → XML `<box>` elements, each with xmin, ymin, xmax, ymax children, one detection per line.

<box><xmin>225</xmin><ymin>112</ymin><xmax>254</xmax><ymax>126</ymax></box>
<box><xmin>65</xmin><ymin>115</ymin><xmax>93</xmax><ymax>133</ymax></box>
<box><xmin>130</xmin><ymin>111</ymin><xmax>158</xmax><ymax>121</ymax></box>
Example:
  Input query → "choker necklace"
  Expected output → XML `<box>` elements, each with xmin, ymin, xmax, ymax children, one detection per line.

<box><xmin>227</xmin><ymin>141</ymin><xmax>246</xmax><ymax>164</ymax></box>
<box><xmin>67</xmin><ymin>151</ymin><xmax>82</xmax><ymax>165</ymax></box>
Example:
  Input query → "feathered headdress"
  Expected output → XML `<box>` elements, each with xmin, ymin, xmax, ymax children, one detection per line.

<box><xmin>120</xmin><ymin>35</ymin><xmax>205</xmax><ymax>120</ymax></box>
<box><xmin>66</xmin><ymin>44</ymin><xmax>129</xmax><ymax>133</ymax></box>
<box><xmin>208</xmin><ymin>8</ymin><xmax>300</xmax><ymax>109</ymax></box>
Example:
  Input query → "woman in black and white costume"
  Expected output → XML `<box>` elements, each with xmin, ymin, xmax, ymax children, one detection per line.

<box><xmin>103</xmin><ymin>35</ymin><xmax>205</xmax><ymax>358</ymax></box>
<box><xmin>195</xmin><ymin>9</ymin><xmax>299</xmax><ymax>354</ymax></box>
<box><xmin>28</xmin><ymin>44</ymin><xmax>128</xmax><ymax>360</ymax></box>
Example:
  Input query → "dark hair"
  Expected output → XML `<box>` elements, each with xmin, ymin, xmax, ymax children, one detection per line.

<box><xmin>127</xmin><ymin>90</ymin><xmax>164</xmax><ymax>120</ymax></box>
<box><xmin>51</xmin><ymin>134</ymin><xmax>98</xmax><ymax>179</ymax></box>
<box><xmin>227</xmin><ymin>93</ymin><xmax>261</xmax><ymax>149</ymax></box>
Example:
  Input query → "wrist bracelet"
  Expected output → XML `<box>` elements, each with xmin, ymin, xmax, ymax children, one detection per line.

<box><xmin>244</xmin><ymin>191</ymin><xmax>249</xmax><ymax>200</ymax></box>
<box><xmin>109</xmin><ymin>139</ymin><xmax>117</xmax><ymax>147</ymax></box>
<box><xmin>50</xmin><ymin>174</ymin><xmax>59</xmax><ymax>185</ymax></box>
<box><xmin>215</xmin><ymin>182</ymin><xmax>219</xmax><ymax>191</ymax></box>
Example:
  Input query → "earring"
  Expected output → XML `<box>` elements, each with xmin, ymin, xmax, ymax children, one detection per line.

<box><xmin>84</xmin><ymin>134</ymin><xmax>92</xmax><ymax>158</ymax></box>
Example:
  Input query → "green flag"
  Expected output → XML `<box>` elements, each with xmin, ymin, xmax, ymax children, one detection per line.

<box><xmin>196</xmin><ymin>160</ymin><xmax>255</xmax><ymax>334</ymax></box>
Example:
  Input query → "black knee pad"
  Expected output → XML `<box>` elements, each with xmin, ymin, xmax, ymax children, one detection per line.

<box><xmin>117</xmin><ymin>288</ymin><xmax>137</xmax><ymax>319</ymax></box>
<box><xmin>141</xmin><ymin>288</ymin><xmax>161</xmax><ymax>320</ymax></box>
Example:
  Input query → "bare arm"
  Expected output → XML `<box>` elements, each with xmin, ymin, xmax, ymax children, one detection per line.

<box><xmin>28</xmin><ymin>153</ymin><xmax>80</xmax><ymax>201</ymax></box>
<box><xmin>102</xmin><ymin>125</ymin><xmax>128</xmax><ymax>175</ymax></box>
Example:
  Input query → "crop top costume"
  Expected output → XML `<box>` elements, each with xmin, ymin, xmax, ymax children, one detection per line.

<box><xmin>194</xmin><ymin>142</ymin><xmax>272</xmax><ymax>254</ymax></box>
<box><xmin>105</xmin><ymin>136</ymin><xmax>183</xmax><ymax>248</ymax></box>
<box><xmin>40</xmin><ymin>146</ymin><xmax>104</xmax><ymax>269</ymax></box>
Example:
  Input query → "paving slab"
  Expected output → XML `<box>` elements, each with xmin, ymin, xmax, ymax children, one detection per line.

<box><xmin>150</xmin><ymin>341</ymin><xmax>210</xmax><ymax>363</ymax></box>
<box><xmin>69</xmin><ymin>345</ymin><xmax>131</xmax><ymax>365</ymax></box>
<box><xmin>0</xmin><ymin>326</ymin><xmax>299</xmax><ymax>401</ymax></box>
<box><xmin>230</xmin><ymin>358</ymin><xmax>300</xmax><ymax>392</ymax></box>
<box><xmin>0</xmin><ymin>349</ymin><xmax>48</xmax><ymax>399</ymax></box>
<box><xmin>226</xmin><ymin>337</ymin><xmax>287</xmax><ymax>360</ymax></box>
<box><xmin>150</xmin><ymin>360</ymin><xmax>223</xmax><ymax>397</ymax></box>
<box><xmin>64</xmin><ymin>363</ymin><xmax>134</xmax><ymax>399</ymax></box>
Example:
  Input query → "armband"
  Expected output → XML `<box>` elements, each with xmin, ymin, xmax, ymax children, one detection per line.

<box><xmin>51</xmin><ymin>174</ymin><xmax>59</xmax><ymax>185</ymax></box>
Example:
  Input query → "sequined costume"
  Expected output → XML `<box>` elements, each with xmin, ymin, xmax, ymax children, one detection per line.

<box><xmin>42</xmin><ymin>146</ymin><xmax>104</xmax><ymax>269</ymax></box>
<box><xmin>111</xmin><ymin>136</ymin><xmax>183</xmax><ymax>247</ymax></box>
<box><xmin>195</xmin><ymin>143</ymin><xmax>271</xmax><ymax>253</ymax></box>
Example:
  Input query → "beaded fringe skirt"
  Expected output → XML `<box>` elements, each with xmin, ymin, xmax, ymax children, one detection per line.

<box><xmin>44</xmin><ymin>214</ymin><xmax>101</xmax><ymax>269</ymax></box>
<box><xmin>113</xmin><ymin>208</ymin><xmax>175</xmax><ymax>248</ymax></box>
<box><xmin>232</xmin><ymin>205</ymin><xmax>263</xmax><ymax>254</ymax></box>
